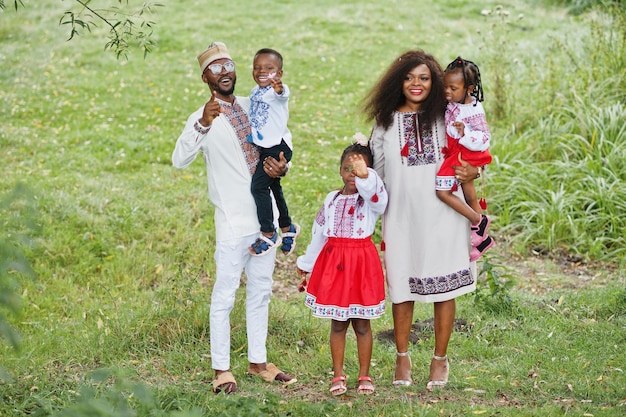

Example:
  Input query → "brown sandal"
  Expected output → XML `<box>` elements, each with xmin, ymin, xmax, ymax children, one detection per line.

<box><xmin>212</xmin><ymin>371</ymin><xmax>237</xmax><ymax>394</ymax></box>
<box><xmin>248</xmin><ymin>363</ymin><xmax>297</xmax><ymax>385</ymax></box>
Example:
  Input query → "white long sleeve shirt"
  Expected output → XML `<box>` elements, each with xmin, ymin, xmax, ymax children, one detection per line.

<box><xmin>172</xmin><ymin>97</ymin><xmax>262</xmax><ymax>242</ymax></box>
<box><xmin>445</xmin><ymin>100</ymin><xmax>491</xmax><ymax>152</ymax></box>
<box><xmin>248</xmin><ymin>84</ymin><xmax>293</xmax><ymax>149</ymax></box>
<box><xmin>296</xmin><ymin>168</ymin><xmax>388</xmax><ymax>273</ymax></box>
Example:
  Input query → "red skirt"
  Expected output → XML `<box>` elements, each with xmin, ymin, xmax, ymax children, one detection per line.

<box><xmin>438</xmin><ymin>137</ymin><xmax>492</xmax><ymax>177</ymax></box>
<box><xmin>436</xmin><ymin>137</ymin><xmax>492</xmax><ymax>191</ymax></box>
<box><xmin>304</xmin><ymin>237</ymin><xmax>386</xmax><ymax>321</ymax></box>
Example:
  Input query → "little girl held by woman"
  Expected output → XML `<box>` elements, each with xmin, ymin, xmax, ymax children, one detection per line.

<box><xmin>436</xmin><ymin>56</ymin><xmax>494</xmax><ymax>261</ymax></box>
<box><xmin>296</xmin><ymin>137</ymin><xmax>388</xmax><ymax>396</ymax></box>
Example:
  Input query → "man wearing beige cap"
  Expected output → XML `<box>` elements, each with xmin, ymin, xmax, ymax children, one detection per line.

<box><xmin>172</xmin><ymin>41</ymin><xmax>295</xmax><ymax>394</ymax></box>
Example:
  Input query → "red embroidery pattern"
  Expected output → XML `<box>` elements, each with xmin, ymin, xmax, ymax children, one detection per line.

<box><xmin>445</xmin><ymin>103</ymin><xmax>460</xmax><ymax>127</ymax></box>
<box><xmin>221</xmin><ymin>99</ymin><xmax>259</xmax><ymax>175</ymax></box>
<box><xmin>464</xmin><ymin>113</ymin><xmax>490</xmax><ymax>140</ymax></box>
<box><xmin>315</xmin><ymin>205</ymin><xmax>325</xmax><ymax>226</ymax></box>
<box><xmin>334</xmin><ymin>195</ymin><xmax>357</xmax><ymax>237</ymax></box>
<box><xmin>399</xmin><ymin>113</ymin><xmax>437</xmax><ymax>166</ymax></box>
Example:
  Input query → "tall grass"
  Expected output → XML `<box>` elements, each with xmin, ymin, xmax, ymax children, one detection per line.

<box><xmin>545</xmin><ymin>0</ymin><xmax>625</xmax><ymax>15</ymax></box>
<box><xmin>482</xmin><ymin>3</ymin><xmax>626</xmax><ymax>262</ymax></box>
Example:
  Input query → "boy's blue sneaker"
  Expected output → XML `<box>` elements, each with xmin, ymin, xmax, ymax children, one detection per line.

<box><xmin>249</xmin><ymin>231</ymin><xmax>281</xmax><ymax>257</ymax></box>
<box><xmin>280</xmin><ymin>223</ymin><xmax>300</xmax><ymax>256</ymax></box>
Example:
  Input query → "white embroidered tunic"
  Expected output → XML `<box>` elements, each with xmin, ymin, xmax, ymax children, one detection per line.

<box><xmin>172</xmin><ymin>97</ymin><xmax>262</xmax><ymax>242</ymax></box>
<box><xmin>249</xmin><ymin>84</ymin><xmax>293</xmax><ymax>149</ymax></box>
<box><xmin>445</xmin><ymin>100</ymin><xmax>490</xmax><ymax>152</ymax></box>
<box><xmin>296</xmin><ymin>168</ymin><xmax>387</xmax><ymax>273</ymax></box>
<box><xmin>371</xmin><ymin>112</ymin><xmax>476</xmax><ymax>303</ymax></box>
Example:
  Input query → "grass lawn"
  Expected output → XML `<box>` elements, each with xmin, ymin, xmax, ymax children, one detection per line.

<box><xmin>1</xmin><ymin>0</ymin><xmax>625</xmax><ymax>416</ymax></box>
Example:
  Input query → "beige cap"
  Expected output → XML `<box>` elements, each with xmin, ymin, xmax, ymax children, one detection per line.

<box><xmin>197</xmin><ymin>42</ymin><xmax>232</xmax><ymax>73</ymax></box>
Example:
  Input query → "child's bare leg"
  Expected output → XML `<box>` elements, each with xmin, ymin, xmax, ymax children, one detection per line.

<box><xmin>351</xmin><ymin>319</ymin><xmax>373</xmax><ymax>378</ymax></box>
<box><xmin>462</xmin><ymin>178</ymin><xmax>492</xmax><ymax>254</ymax></box>
<box><xmin>330</xmin><ymin>319</ymin><xmax>350</xmax><ymax>378</ymax></box>
<box><xmin>461</xmin><ymin>179</ymin><xmax>482</xmax><ymax>216</ymax></box>
<box><xmin>352</xmin><ymin>318</ymin><xmax>375</xmax><ymax>393</ymax></box>
<box><xmin>436</xmin><ymin>189</ymin><xmax>481</xmax><ymax>225</ymax></box>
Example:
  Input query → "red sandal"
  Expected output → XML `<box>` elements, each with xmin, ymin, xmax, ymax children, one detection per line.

<box><xmin>357</xmin><ymin>376</ymin><xmax>375</xmax><ymax>395</ymax></box>
<box><xmin>329</xmin><ymin>375</ymin><xmax>347</xmax><ymax>396</ymax></box>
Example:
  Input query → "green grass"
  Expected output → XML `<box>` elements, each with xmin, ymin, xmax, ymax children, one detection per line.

<box><xmin>1</xmin><ymin>0</ymin><xmax>625</xmax><ymax>416</ymax></box>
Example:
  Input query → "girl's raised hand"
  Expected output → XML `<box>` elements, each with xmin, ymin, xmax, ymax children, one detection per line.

<box><xmin>348</xmin><ymin>154</ymin><xmax>369</xmax><ymax>178</ymax></box>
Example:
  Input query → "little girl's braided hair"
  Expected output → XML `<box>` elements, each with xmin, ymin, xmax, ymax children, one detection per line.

<box><xmin>340</xmin><ymin>142</ymin><xmax>373</xmax><ymax>167</ymax></box>
<box><xmin>445</xmin><ymin>56</ymin><xmax>484</xmax><ymax>104</ymax></box>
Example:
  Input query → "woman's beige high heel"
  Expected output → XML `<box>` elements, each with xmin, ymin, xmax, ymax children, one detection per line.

<box><xmin>392</xmin><ymin>351</ymin><xmax>412</xmax><ymax>386</ymax></box>
<box><xmin>426</xmin><ymin>354</ymin><xmax>449</xmax><ymax>391</ymax></box>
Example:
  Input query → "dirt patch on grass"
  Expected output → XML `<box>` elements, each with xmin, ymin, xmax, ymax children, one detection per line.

<box><xmin>271</xmin><ymin>246</ymin><xmax>618</xmax><ymax>300</ymax></box>
<box><xmin>375</xmin><ymin>317</ymin><xmax>471</xmax><ymax>345</ymax></box>
<box><xmin>265</xmin><ymin>247</ymin><xmax>621</xmax><ymax>406</ymax></box>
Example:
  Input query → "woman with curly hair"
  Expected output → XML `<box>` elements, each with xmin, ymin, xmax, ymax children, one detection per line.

<box><xmin>362</xmin><ymin>49</ymin><xmax>479</xmax><ymax>391</ymax></box>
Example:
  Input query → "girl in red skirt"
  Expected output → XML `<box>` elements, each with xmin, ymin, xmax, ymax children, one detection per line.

<box><xmin>296</xmin><ymin>139</ymin><xmax>388</xmax><ymax>396</ymax></box>
<box><xmin>436</xmin><ymin>56</ymin><xmax>494</xmax><ymax>261</ymax></box>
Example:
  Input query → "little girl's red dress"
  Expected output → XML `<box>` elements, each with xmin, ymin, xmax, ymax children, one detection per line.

<box><xmin>296</xmin><ymin>168</ymin><xmax>388</xmax><ymax>321</ymax></box>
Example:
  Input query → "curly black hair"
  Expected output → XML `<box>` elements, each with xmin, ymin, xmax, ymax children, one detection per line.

<box><xmin>362</xmin><ymin>49</ymin><xmax>447</xmax><ymax>131</ymax></box>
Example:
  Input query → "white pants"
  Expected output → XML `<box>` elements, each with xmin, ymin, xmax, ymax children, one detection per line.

<box><xmin>210</xmin><ymin>233</ymin><xmax>276</xmax><ymax>371</ymax></box>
